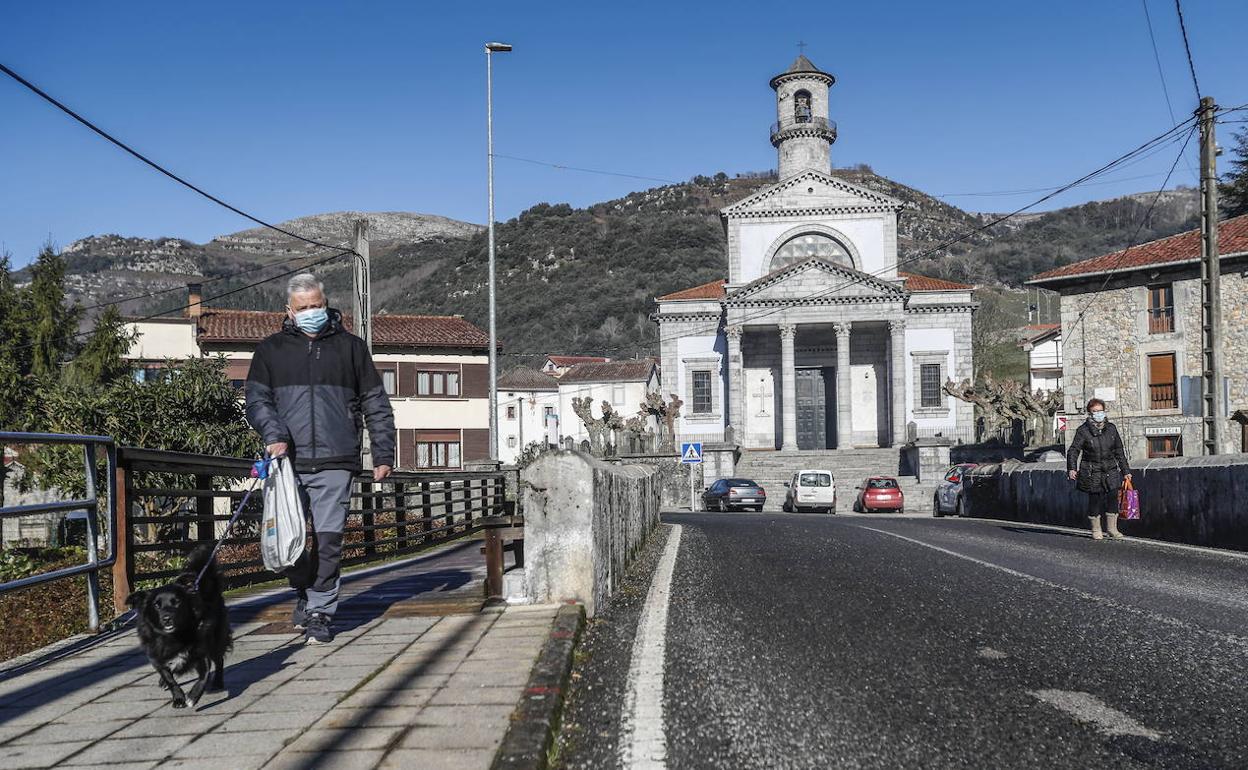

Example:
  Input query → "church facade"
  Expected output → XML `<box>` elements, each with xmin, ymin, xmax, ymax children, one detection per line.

<box><xmin>655</xmin><ymin>56</ymin><xmax>976</xmax><ymax>451</ymax></box>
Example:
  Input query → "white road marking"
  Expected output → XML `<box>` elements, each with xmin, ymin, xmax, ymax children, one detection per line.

<box><xmin>619</xmin><ymin>524</ymin><xmax>682</xmax><ymax>770</ymax></box>
<box><xmin>977</xmin><ymin>647</ymin><xmax>1008</xmax><ymax>660</ymax></box>
<box><xmin>856</xmin><ymin>525</ymin><xmax>1248</xmax><ymax>651</ymax></box>
<box><xmin>1030</xmin><ymin>689</ymin><xmax>1164</xmax><ymax>740</ymax></box>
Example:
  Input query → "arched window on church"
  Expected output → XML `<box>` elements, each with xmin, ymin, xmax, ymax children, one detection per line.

<box><xmin>769</xmin><ymin>233</ymin><xmax>853</xmax><ymax>271</ymax></box>
<box><xmin>794</xmin><ymin>90</ymin><xmax>812</xmax><ymax>123</ymax></box>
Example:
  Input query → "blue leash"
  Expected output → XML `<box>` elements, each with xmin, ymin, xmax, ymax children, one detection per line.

<box><xmin>192</xmin><ymin>457</ymin><xmax>270</xmax><ymax>590</ymax></box>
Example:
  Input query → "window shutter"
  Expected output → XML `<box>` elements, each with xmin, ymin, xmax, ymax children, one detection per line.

<box><xmin>1148</xmin><ymin>354</ymin><xmax>1175</xmax><ymax>385</ymax></box>
<box><xmin>398</xmin><ymin>428</ymin><xmax>416</xmax><ymax>469</ymax></box>
<box><xmin>462</xmin><ymin>364</ymin><xmax>489</xmax><ymax>399</ymax></box>
<box><xmin>398</xmin><ymin>363</ymin><xmax>417</xmax><ymax>397</ymax></box>
<box><xmin>462</xmin><ymin>428</ymin><xmax>489</xmax><ymax>460</ymax></box>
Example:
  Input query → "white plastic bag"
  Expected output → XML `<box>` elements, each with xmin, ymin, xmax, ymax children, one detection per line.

<box><xmin>260</xmin><ymin>456</ymin><xmax>306</xmax><ymax>572</ymax></box>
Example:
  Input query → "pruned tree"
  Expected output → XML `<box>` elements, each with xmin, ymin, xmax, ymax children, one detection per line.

<box><xmin>637</xmin><ymin>392</ymin><xmax>683</xmax><ymax>454</ymax></box>
<box><xmin>944</xmin><ymin>375</ymin><xmax>1064</xmax><ymax>446</ymax></box>
<box><xmin>570</xmin><ymin>397</ymin><xmax>627</xmax><ymax>457</ymax></box>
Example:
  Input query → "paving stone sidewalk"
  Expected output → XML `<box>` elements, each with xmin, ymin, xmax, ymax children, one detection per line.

<box><xmin>0</xmin><ymin>603</ymin><xmax>558</xmax><ymax>769</ymax></box>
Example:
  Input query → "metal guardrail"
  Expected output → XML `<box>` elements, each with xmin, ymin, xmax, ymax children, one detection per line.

<box><xmin>112</xmin><ymin>447</ymin><xmax>509</xmax><ymax>611</ymax></box>
<box><xmin>0</xmin><ymin>432</ymin><xmax>117</xmax><ymax>632</ymax></box>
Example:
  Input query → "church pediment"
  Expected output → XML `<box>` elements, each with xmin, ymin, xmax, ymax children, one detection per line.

<box><xmin>725</xmin><ymin>257</ymin><xmax>907</xmax><ymax>306</ymax></box>
<box><xmin>721</xmin><ymin>170</ymin><xmax>904</xmax><ymax>217</ymax></box>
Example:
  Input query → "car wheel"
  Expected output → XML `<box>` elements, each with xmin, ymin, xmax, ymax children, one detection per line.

<box><xmin>955</xmin><ymin>497</ymin><xmax>965</xmax><ymax>517</ymax></box>
<box><xmin>933</xmin><ymin>494</ymin><xmax>943</xmax><ymax>517</ymax></box>
<box><xmin>899</xmin><ymin>506</ymin><xmax>905</xmax><ymax>514</ymax></box>
<box><xmin>781</xmin><ymin>501</ymin><xmax>791</xmax><ymax>513</ymax></box>
<box><xmin>753</xmin><ymin>506</ymin><xmax>764</xmax><ymax>512</ymax></box>
<box><xmin>825</xmin><ymin>506</ymin><xmax>835</xmax><ymax>515</ymax></box>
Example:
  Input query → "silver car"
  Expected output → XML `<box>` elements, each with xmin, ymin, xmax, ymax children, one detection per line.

<box><xmin>932</xmin><ymin>463</ymin><xmax>978</xmax><ymax>517</ymax></box>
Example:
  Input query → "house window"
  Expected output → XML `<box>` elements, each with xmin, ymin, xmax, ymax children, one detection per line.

<box><xmin>417</xmin><ymin>371</ymin><xmax>461</xmax><ymax>398</ymax></box>
<box><xmin>920</xmin><ymin>364</ymin><xmax>943</xmax><ymax>408</ymax></box>
<box><xmin>1147</xmin><ymin>436</ymin><xmax>1181</xmax><ymax>458</ymax></box>
<box><xmin>544</xmin><ymin>406</ymin><xmax>555</xmax><ymax>419</ymax></box>
<box><xmin>612</xmin><ymin>384</ymin><xmax>625</xmax><ymax>405</ymax></box>
<box><xmin>1147</xmin><ymin>284</ymin><xmax>1175</xmax><ymax>334</ymax></box>
<box><xmin>507</xmin><ymin>436</ymin><xmax>517</xmax><ymax>448</ymax></box>
<box><xmin>506</xmin><ymin>405</ymin><xmax>516</xmax><ymax>420</ymax></box>
<box><xmin>416</xmin><ymin>441</ymin><xmax>461</xmax><ymax>469</ymax></box>
<box><xmin>794</xmin><ymin>90</ymin><xmax>812</xmax><ymax>123</ymax></box>
<box><xmin>691</xmin><ymin>371</ymin><xmax>713</xmax><ymax>414</ymax></box>
<box><xmin>381</xmin><ymin>369</ymin><xmax>397</xmax><ymax>396</ymax></box>
<box><xmin>1148</xmin><ymin>353</ymin><xmax>1178</xmax><ymax>410</ymax></box>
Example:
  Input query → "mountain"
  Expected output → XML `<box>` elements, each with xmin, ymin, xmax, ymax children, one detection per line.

<box><xmin>30</xmin><ymin>173</ymin><xmax>1200</xmax><ymax>363</ymax></box>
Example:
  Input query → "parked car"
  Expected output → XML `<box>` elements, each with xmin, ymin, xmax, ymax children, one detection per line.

<box><xmin>782</xmin><ymin>470</ymin><xmax>836</xmax><ymax>513</ymax></box>
<box><xmin>852</xmin><ymin>477</ymin><xmax>904</xmax><ymax>513</ymax></box>
<box><xmin>703</xmin><ymin>478</ymin><xmax>766</xmax><ymax>512</ymax></box>
<box><xmin>932</xmin><ymin>463</ymin><xmax>978</xmax><ymax>517</ymax></box>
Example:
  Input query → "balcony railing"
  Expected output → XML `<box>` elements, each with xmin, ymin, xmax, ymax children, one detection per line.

<box><xmin>1150</xmin><ymin>382</ymin><xmax>1178</xmax><ymax>410</ymax></box>
<box><xmin>1148</xmin><ymin>307</ymin><xmax>1175</xmax><ymax>334</ymax></box>
<box><xmin>771</xmin><ymin>116</ymin><xmax>837</xmax><ymax>143</ymax></box>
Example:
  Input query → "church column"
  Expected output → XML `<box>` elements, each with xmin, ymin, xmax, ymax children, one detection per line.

<box><xmin>889</xmin><ymin>319</ymin><xmax>908</xmax><ymax>446</ymax></box>
<box><xmin>834</xmin><ymin>323</ymin><xmax>853</xmax><ymax>449</ymax></box>
<box><xmin>779</xmin><ymin>323</ymin><xmax>798</xmax><ymax>451</ymax></box>
<box><xmin>726</xmin><ymin>325</ymin><xmax>744</xmax><ymax>442</ymax></box>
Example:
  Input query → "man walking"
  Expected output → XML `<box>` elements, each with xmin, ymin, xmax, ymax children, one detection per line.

<box><xmin>245</xmin><ymin>273</ymin><xmax>396</xmax><ymax>643</ymax></box>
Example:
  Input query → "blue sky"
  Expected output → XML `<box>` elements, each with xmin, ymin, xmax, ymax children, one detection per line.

<box><xmin>3</xmin><ymin>0</ymin><xmax>1247</xmax><ymax>265</ymax></box>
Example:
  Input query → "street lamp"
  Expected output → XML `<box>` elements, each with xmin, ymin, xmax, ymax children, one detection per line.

<box><xmin>485</xmin><ymin>41</ymin><xmax>512</xmax><ymax>462</ymax></box>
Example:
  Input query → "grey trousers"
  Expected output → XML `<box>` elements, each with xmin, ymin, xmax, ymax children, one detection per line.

<box><xmin>287</xmin><ymin>469</ymin><xmax>353</xmax><ymax>618</ymax></box>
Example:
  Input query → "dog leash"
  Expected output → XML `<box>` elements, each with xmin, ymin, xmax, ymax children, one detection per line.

<box><xmin>192</xmin><ymin>457</ymin><xmax>271</xmax><ymax>591</ymax></box>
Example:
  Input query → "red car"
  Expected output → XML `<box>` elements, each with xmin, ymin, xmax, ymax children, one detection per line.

<box><xmin>852</xmin><ymin>476</ymin><xmax>905</xmax><ymax>513</ymax></box>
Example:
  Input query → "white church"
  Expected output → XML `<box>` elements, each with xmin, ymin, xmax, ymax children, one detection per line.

<box><xmin>655</xmin><ymin>55</ymin><xmax>976</xmax><ymax>452</ymax></box>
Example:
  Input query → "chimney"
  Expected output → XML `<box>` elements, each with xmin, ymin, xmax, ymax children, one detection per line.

<box><xmin>186</xmin><ymin>283</ymin><xmax>203</xmax><ymax>318</ymax></box>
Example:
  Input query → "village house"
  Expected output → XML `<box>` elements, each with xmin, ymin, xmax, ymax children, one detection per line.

<box><xmin>1028</xmin><ymin>213</ymin><xmax>1248</xmax><ymax>459</ymax></box>
<box><xmin>556</xmin><ymin>360</ymin><xmax>661</xmax><ymax>450</ymax></box>
<box><xmin>124</xmin><ymin>284</ymin><xmax>492</xmax><ymax>471</ymax></box>
<box><xmin>1020</xmin><ymin>323</ymin><xmax>1063</xmax><ymax>393</ymax></box>
<box><xmin>496</xmin><ymin>367</ymin><xmax>561</xmax><ymax>465</ymax></box>
<box><xmin>541</xmin><ymin>354</ymin><xmax>611</xmax><ymax>378</ymax></box>
<box><xmin>654</xmin><ymin>55</ymin><xmax>976</xmax><ymax>454</ymax></box>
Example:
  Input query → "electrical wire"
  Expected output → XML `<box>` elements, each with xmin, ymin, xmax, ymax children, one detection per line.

<box><xmin>0</xmin><ymin>61</ymin><xmax>357</xmax><ymax>256</ymax></box>
<box><xmin>1173</xmin><ymin>0</ymin><xmax>1202</xmax><ymax>101</ymax></box>
<box><xmin>493</xmin><ymin>154</ymin><xmax>682</xmax><ymax>185</ymax></box>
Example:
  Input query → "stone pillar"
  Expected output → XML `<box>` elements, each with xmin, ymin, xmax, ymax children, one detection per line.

<box><xmin>834</xmin><ymin>322</ymin><xmax>853</xmax><ymax>450</ymax></box>
<box><xmin>780</xmin><ymin>323</ymin><xmax>798</xmax><ymax>451</ymax></box>
<box><xmin>726</xmin><ymin>325</ymin><xmax>744</xmax><ymax>440</ymax></box>
<box><xmin>889</xmin><ymin>319</ymin><xmax>907</xmax><ymax>446</ymax></box>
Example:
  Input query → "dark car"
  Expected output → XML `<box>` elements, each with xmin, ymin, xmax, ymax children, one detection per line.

<box><xmin>852</xmin><ymin>477</ymin><xmax>904</xmax><ymax>513</ymax></box>
<box><xmin>703</xmin><ymin>478</ymin><xmax>766</xmax><ymax>512</ymax></box>
<box><xmin>932</xmin><ymin>463</ymin><xmax>978</xmax><ymax>517</ymax></box>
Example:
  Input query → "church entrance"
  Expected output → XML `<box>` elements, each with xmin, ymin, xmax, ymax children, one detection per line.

<box><xmin>795</xmin><ymin>367</ymin><xmax>836</xmax><ymax>449</ymax></box>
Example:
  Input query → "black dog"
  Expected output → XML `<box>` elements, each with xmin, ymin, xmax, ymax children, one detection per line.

<box><xmin>127</xmin><ymin>545</ymin><xmax>233</xmax><ymax>708</ymax></box>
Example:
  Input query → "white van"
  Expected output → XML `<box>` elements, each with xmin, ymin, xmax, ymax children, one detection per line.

<box><xmin>782</xmin><ymin>470</ymin><xmax>836</xmax><ymax>514</ymax></box>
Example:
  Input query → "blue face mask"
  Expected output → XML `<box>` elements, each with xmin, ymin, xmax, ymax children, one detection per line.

<box><xmin>294</xmin><ymin>307</ymin><xmax>328</xmax><ymax>334</ymax></box>
<box><xmin>1091</xmin><ymin>411</ymin><xmax>1107</xmax><ymax>423</ymax></box>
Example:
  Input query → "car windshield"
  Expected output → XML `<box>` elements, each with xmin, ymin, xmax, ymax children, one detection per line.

<box><xmin>867</xmin><ymin>478</ymin><xmax>898</xmax><ymax>489</ymax></box>
<box><xmin>727</xmin><ymin>479</ymin><xmax>759</xmax><ymax>488</ymax></box>
<box><xmin>799</xmin><ymin>473</ymin><xmax>831</xmax><ymax>487</ymax></box>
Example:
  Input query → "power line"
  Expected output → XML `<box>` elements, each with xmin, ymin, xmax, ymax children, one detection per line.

<box><xmin>0</xmin><ymin>61</ymin><xmax>355</xmax><ymax>255</ymax></box>
<box><xmin>933</xmin><ymin>170</ymin><xmax>1177</xmax><ymax>199</ymax></box>
<box><xmin>1141</xmin><ymin>0</ymin><xmax>1178</xmax><ymax>125</ymax></box>
<box><xmin>13</xmin><ymin>247</ymin><xmax>355</xmax><ymax>353</ymax></box>
<box><xmin>1172</xmin><ymin>0</ymin><xmax>1202</xmax><ymax>100</ymax></box>
<box><xmin>494</xmin><ymin>154</ymin><xmax>681</xmax><ymax>185</ymax></box>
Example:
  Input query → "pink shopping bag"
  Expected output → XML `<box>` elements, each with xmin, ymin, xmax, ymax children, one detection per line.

<box><xmin>1118</xmin><ymin>478</ymin><xmax>1140</xmax><ymax>520</ymax></box>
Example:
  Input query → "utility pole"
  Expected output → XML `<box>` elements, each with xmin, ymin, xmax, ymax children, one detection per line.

<box><xmin>485</xmin><ymin>42</ymin><xmax>512</xmax><ymax>462</ymax></box>
<box><xmin>1197</xmin><ymin>96</ymin><xmax>1224</xmax><ymax>456</ymax></box>
<box><xmin>353</xmin><ymin>218</ymin><xmax>374</xmax><ymax>469</ymax></box>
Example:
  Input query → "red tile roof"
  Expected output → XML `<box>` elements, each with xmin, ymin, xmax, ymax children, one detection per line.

<box><xmin>898</xmin><ymin>272</ymin><xmax>974</xmax><ymax>291</ymax></box>
<box><xmin>559</xmin><ymin>360</ymin><xmax>657</xmax><ymax>384</ymax></box>
<box><xmin>195</xmin><ymin>308</ymin><xmax>490</xmax><ymax>348</ymax></box>
<box><xmin>1029</xmin><ymin>214</ymin><xmax>1248</xmax><ymax>283</ymax></box>
<box><xmin>545</xmin><ymin>355</ymin><xmax>611</xmax><ymax>366</ymax></box>
<box><xmin>498</xmin><ymin>368</ymin><xmax>559</xmax><ymax>391</ymax></box>
<box><xmin>657</xmin><ymin>272</ymin><xmax>971</xmax><ymax>300</ymax></box>
<box><xmin>1021</xmin><ymin>323</ymin><xmax>1061</xmax><ymax>345</ymax></box>
<box><xmin>657</xmin><ymin>279</ymin><xmax>727</xmax><ymax>301</ymax></box>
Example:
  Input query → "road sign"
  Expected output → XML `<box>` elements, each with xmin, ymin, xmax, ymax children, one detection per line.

<box><xmin>1055</xmin><ymin>415</ymin><xmax>1068</xmax><ymax>433</ymax></box>
<box><xmin>680</xmin><ymin>442</ymin><xmax>703</xmax><ymax>464</ymax></box>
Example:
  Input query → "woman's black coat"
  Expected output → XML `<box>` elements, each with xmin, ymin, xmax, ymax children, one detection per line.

<box><xmin>1067</xmin><ymin>420</ymin><xmax>1131</xmax><ymax>493</ymax></box>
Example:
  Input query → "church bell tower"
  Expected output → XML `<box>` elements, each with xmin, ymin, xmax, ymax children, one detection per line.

<box><xmin>770</xmin><ymin>54</ymin><xmax>837</xmax><ymax>179</ymax></box>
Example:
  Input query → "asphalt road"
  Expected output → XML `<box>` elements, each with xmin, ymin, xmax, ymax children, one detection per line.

<box><xmin>556</xmin><ymin>514</ymin><xmax>1248</xmax><ymax>770</ymax></box>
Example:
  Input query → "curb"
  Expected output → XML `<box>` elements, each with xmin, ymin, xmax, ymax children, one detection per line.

<box><xmin>492</xmin><ymin>603</ymin><xmax>585</xmax><ymax>769</ymax></box>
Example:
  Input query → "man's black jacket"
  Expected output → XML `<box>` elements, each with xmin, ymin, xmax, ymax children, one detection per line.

<box><xmin>244</xmin><ymin>309</ymin><xmax>396</xmax><ymax>473</ymax></box>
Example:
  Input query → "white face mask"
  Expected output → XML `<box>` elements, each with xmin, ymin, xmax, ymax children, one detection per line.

<box><xmin>1091</xmin><ymin>411</ymin><xmax>1107</xmax><ymax>423</ymax></box>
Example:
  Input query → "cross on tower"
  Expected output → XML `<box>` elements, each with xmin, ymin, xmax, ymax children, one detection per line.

<box><xmin>797</xmin><ymin>41</ymin><xmax>808</xmax><ymax>55</ymax></box>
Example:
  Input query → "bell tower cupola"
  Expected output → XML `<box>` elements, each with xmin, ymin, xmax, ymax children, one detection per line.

<box><xmin>770</xmin><ymin>54</ymin><xmax>837</xmax><ymax>179</ymax></box>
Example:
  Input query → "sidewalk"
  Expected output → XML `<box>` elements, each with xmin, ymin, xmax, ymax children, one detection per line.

<box><xmin>0</xmin><ymin>542</ymin><xmax>559</xmax><ymax>770</ymax></box>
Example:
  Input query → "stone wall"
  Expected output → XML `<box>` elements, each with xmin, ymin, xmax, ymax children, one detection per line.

<box><xmin>609</xmin><ymin>453</ymin><xmax>703</xmax><ymax>511</ymax></box>
<box><xmin>963</xmin><ymin>455</ymin><xmax>1248</xmax><ymax>550</ymax></box>
<box><xmin>521</xmin><ymin>451</ymin><xmax>661</xmax><ymax>616</ymax></box>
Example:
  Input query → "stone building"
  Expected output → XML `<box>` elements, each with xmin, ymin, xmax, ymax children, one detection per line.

<box><xmin>1028</xmin><ymin>213</ymin><xmax>1248</xmax><ymax>458</ymax></box>
<box><xmin>654</xmin><ymin>55</ymin><xmax>977</xmax><ymax>453</ymax></box>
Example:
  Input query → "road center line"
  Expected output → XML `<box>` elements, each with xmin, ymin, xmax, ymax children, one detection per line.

<box><xmin>619</xmin><ymin>523</ymin><xmax>682</xmax><ymax>770</ymax></box>
<box><xmin>856</xmin><ymin>525</ymin><xmax>1248</xmax><ymax>651</ymax></box>
<box><xmin>1030</xmin><ymin>689</ymin><xmax>1164</xmax><ymax>740</ymax></box>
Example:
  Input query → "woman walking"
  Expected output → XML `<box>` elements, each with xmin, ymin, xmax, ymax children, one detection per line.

<box><xmin>1067</xmin><ymin>398</ymin><xmax>1132</xmax><ymax>540</ymax></box>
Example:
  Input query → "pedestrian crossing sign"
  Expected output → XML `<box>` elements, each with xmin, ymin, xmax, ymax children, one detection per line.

<box><xmin>680</xmin><ymin>442</ymin><xmax>703</xmax><ymax>464</ymax></box>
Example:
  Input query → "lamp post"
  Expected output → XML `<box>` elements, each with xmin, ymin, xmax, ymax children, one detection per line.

<box><xmin>485</xmin><ymin>41</ymin><xmax>512</xmax><ymax>461</ymax></box>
